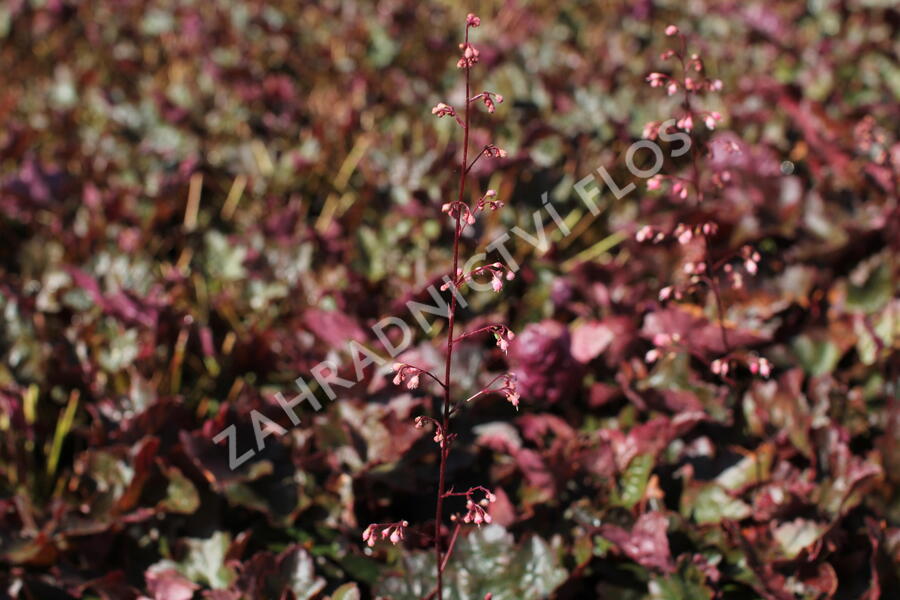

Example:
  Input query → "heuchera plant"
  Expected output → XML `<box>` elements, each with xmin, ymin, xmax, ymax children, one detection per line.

<box><xmin>638</xmin><ymin>24</ymin><xmax>771</xmax><ymax>381</ymax></box>
<box><xmin>363</xmin><ymin>13</ymin><xmax>517</xmax><ymax>599</ymax></box>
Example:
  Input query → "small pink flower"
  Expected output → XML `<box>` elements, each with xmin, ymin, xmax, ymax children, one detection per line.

<box><xmin>677</xmin><ymin>114</ymin><xmax>693</xmax><ymax>131</ymax></box>
<box><xmin>646</xmin><ymin>73</ymin><xmax>667</xmax><ymax>88</ymax></box>
<box><xmin>494</xmin><ymin>327</ymin><xmax>515</xmax><ymax>353</ymax></box>
<box><xmin>645</xmin><ymin>349</ymin><xmax>660</xmax><ymax>363</ymax></box>
<box><xmin>667</xmin><ymin>82</ymin><xmax>679</xmax><ymax>96</ymax></box>
<box><xmin>745</xmin><ymin>260</ymin><xmax>758</xmax><ymax>275</ymax></box>
<box><xmin>678</xmin><ymin>229</ymin><xmax>693</xmax><ymax>245</ymax></box>
<box><xmin>406</xmin><ymin>374</ymin><xmax>420</xmax><ymax>390</ymax></box>
<box><xmin>499</xmin><ymin>373</ymin><xmax>519</xmax><ymax>409</ymax></box>
<box><xmin>711</xmin><ymin>358</ymin><xmax>729</xmax><ymax>376</ymax></box>
<box><xmin>362</xmin><ymin>525</ymin><xmax>375</xmax><ymax>546</ymax></box>
<box><xmin>642</xmin><ymin>121</ymin><xmax>660</xmax><ymax>139</ymax></box>
<box><xmin>646</xmin><ymin>175</ymin><xmax>662</xmax><ymax>190</ymax></box>
<box><xmin>466</xmin><ymin>13</ymin><xmax>481</xmax><ymax>28</ymax></box>
<box><xmin>665</xmin><ymin>25</ymin><xmax>679</xmax><ymax>36</ymax></box>
<box><xmin>709</xmin><ymin>79</ymin><xmax>723</xmax><ymax>92</ymax></box>
<box><xmin>658</xmin><ymin>286</ymin><xmax>673</xmax><ymax>301</ymax></box>
<box><xmin>704</xmin><ymin>111</ymin><xmax>722</xmax><ymax>130</ymax></box>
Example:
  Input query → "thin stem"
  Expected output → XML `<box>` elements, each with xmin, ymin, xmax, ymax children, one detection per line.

<box><xmin>462</xmin><ymin>373</ymin><xmax>508</xmax><ymax>403</ymax></box>
<box><xmin>434</xmin><ymin>25</ymin><xmax>472</xmax><ymax>600</ymax></box>
<box><xmin>465</xmin><ymin>146</ymin><xmax>487</xmax><ymax>174</ymax></box>
<box><xmin>441</xmin><ymin>522</ymin><xmax>463</xmax><ymax>572</ymax></box>
<box><xmin>453</xmin><ymin>324</ymin><xmax>505</xmax><ymax>343</ymax></box>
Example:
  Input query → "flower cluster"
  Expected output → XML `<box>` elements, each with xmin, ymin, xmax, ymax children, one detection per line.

<box><xmin>491</xmin><ymin>325</ymin><xmax>515</xmax><ymax>353</ymax></box>
<box><xmin>635</xmin><ymin>222</ymin><xmax>718</xmax><ymax>246</ymax></box>
<box><xmin>391</xmin><ymin>362</ymin><xmax>440</xmax><ymax>390</ymax></box>
<box><xmin>483</xmin><ymin>143</ymin><xmax>508</xmax><ymax>158</ymax></box>
<box><xmin>441</xmin><ymin>262</ymin><xmax>515</xmax><ymax>293</ymax></box>
<box><xmin>362</xmin><ymin>521</ymin><xmax>409</xmax><ymax>547</ymax></box>
<box><xmin>470</xmin><ymin>91</ymin><xmax>504</xmax><ymax>113</ymax></box>
<box><xmin>391</xmin><ymin>363</ymin><xmax>420</xmax><ymax>389</ymax></box>
<box><xmin>465</xmin><ymin>372</ymin><xmax>520</xmax><ymax>408</ymax></box>
<box><xmin>447</xmin><ymin>486</ymin><xmax>497</xmax><ymax>526</ymax></box>
<box><xmin>431</xmin><ymin>102</ymin><xmax>465</xmax><ymax>128</ymax></box>
<box><xmin>711</xmin><ymin>354</ymin><xmax>772</xmax><ymax>378</ymax></box>
<box><xmin>415</xmin><ymin>415</ymin><xmax>450</xmax><ymax>447</ymax></box>
<box><xmin>644</xmin><ymin>332</ymin><xmax>682</xmax><ymax>364</ymax></box>
<box><xmin>642</xmin><ymin>25</ymin><xmax>725</xmax><ymax>140</ymax></box>
<box><xmin>720</xmin><ymin>245</ymin><xmax>762</xmax><ymax>289</ymax></box>
<box><xmin>440</xmin><ymin>189</ymin><xmax>504</xmax><ymax>229</ymax></box>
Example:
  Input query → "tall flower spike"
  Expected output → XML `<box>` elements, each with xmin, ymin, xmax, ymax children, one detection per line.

<box><xmin>427</xmin><ymin>15</ymin><xmax>516</xmax><ymax>599</ymax></box>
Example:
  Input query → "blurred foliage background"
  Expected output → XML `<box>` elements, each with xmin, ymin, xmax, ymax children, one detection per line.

<box><xmin>0</xmin><ymin>0</ymin><xmax>897</xmax><ymax>598</ymax></box>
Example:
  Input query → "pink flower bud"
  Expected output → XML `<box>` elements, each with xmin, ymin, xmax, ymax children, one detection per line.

<box><xmin>646</xmin><ymin>175</ymin><xmax>662</xmax><ymax>190</ymax></box>
<box><xmin>665</xmin><ymin>25</ymin><xmax>679</xmax><ymax>36</ymax></box>
<box><xmin>677</xmin><ymin>114</ymin><xmax>693</xmax><ymax>132</ymax></box>
<box><xmin>646</xmin><ymin>73</ymin><xmax>666</xmax><ymax>87</ymax></box>
<box><xmin>431</xmin><ymin>102</ymin><xmax>456</xmax><ymax>118</ymax></box>
<box><xmin>745</xmin><ymin>260</ymin><xmax>758</xmax><ymax>275</ymax></box>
